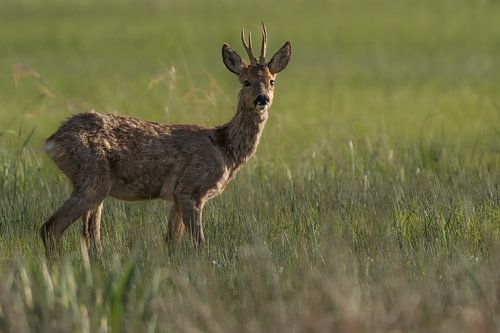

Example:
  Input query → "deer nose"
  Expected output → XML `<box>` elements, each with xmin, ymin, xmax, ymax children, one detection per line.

<box><xmin>254</xmin><ymin>95</ymin><xmax>270</xmax><ymax>106</ymax></box>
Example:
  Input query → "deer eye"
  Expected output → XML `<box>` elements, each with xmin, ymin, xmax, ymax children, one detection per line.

<box><xmin>243</xmin><ymin>80</ymin><xmax>251</xmax><ymax>87</ymax></box>
<box><xmin>270</xmin><ymin>80</ymin><xmax>275</xmax><ymax>87</ymax></box>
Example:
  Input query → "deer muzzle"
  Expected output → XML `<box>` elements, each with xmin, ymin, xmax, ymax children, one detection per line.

<box><xmin>254</xmin><ymin>95</ymin><xmax>270</xmax><ymax>111</ymax></box>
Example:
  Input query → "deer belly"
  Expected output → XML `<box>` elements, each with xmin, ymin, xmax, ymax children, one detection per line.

<box><xmin>109</xmin><ymin>177</ymin><xmax>163</xmax><ymax>201</ymax></box>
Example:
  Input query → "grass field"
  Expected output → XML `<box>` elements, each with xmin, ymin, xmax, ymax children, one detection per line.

<box><xmin>1</xmin><ymin>0</ymin><xmax>499</xmax><ymax>331</ymax></box>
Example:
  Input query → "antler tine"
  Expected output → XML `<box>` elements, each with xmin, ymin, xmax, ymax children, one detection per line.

<box><xmin>259</xmin><ymin>22</ymin><xmax>267</xmax><ymax>64</ymax></box>
<box><xmin>241</xmin><ymin>28</ymin><xmax>257</xmax><ymax>64</ymax></box>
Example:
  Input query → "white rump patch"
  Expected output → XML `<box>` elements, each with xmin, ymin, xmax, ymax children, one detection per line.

<box><xmin>43</xmin><ymin>140</ymin><xmax>62</xmax><ymax>159</ymax></box>
<box><xmin>43</xmin><ymin>140</ymin><xmax>55</xmax><ymax>153</ymax></box>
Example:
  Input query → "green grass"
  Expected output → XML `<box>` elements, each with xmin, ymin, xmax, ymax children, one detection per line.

<box><xmin>1</xmin><ymin>0</ymin><xmax>499</xmax><ymax>331</ymax></box>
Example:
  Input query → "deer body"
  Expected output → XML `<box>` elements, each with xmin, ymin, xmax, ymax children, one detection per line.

<box><xmin>40</xmin><ymin>24</ymin><xmax>291</xmax><ymax>257</ymax></box>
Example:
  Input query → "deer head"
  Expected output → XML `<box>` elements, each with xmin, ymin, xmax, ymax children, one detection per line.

<box><xmin>222</xmin><ymin>23</ymin><xmax>291</xmax><ymax>114</ymax></box>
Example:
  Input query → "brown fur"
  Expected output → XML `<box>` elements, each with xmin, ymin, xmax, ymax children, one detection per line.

<box><xmin>40</xmin><ymin>26</ymin><xmax>291</xmax><ymax>257</ymax></box>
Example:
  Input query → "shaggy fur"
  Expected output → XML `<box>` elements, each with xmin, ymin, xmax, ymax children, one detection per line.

<box><xmin>40</xmin><ymin>27</ymin><xmax>291</xmax><ymax>257</ymax></box>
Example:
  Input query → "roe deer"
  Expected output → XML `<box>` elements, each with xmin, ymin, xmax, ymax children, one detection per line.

<box><xmin>40</xmin><ymin>23</ymin><xmax>291</xmax><ymax>258</ymax></box>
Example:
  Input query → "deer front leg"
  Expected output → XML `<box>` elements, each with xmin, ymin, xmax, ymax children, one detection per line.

<box><xmin>165</xmin><ymin>198</ymin><xmax>185</xmax><ymax>249</ymax></box>
<box><xmin>177</xmin><ymin>195</ymin><xmax>205</xmax><ymax>251</ymax></box>
<box><xmin>82</xmin><ymin>202</ymin><xmax>104</xmax><ymax>256</ymax></box>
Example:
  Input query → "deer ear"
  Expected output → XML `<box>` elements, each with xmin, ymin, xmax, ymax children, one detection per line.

<box><xmin>222</xmin><ymin>43</ymin><xmax>245</xmax><ymax>75</ymax></box>
<box><xmin>267</xmin><ymin>42</ymin><xmax>291</xmax><ymax>74</ymax></box>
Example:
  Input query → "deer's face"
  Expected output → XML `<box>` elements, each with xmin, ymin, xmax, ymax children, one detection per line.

<box><xmin>237</xmin><ymin>65</ymin><xmax>276</xmax><ymax>113</ymax></box>
<box><xmin>222</xmin><ymin>25</ymin><xmax>291</xmax><ymax>114</ymax></box>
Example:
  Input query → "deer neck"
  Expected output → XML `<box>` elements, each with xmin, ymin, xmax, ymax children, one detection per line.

<box><xmin>218</xmin><ymin>98</ymin><xmax>268</xmax><ymax>169</ymax></box>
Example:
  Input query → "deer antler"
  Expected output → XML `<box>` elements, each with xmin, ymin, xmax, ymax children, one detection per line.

<box><xmin>241</xmin><ymin>29</ymin><xmax>257</xmax><ymax>65</ymax></box>
<box><xmin>259</xmin><ymin>22</ymin><xmax>267</xmax><ymax>65</ymax></box>
<box><xmin>241</xmin><ymin>24</ymin><xmax>268</xmax><ymax>66</ymax></box>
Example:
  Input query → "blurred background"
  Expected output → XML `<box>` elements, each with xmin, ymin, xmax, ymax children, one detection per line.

<box><xmin>1</xmin><ymin>2</ymin><xmax>499</xmax><ymax>331</ymax></box>
<box><xmin>1</xmin><ymin>0</ymin><xmax>498</xmax><ymax>166</ymax></box>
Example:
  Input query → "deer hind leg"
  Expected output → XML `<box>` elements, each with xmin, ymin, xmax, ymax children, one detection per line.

<box><xmin>177</xmin><ymin>195</ymin><xmax>205</xmax><ymax>251</ymax></box>
<box><xmin>165</xmin><ymin>198</ymin><xmax>185</xmax><ymax>248</ymax></box>
<box><xmin>82</xmin><ymin>202</ymin><xmax>104</xmax><ymax>255</ymax></box>
<box><xmin>40</xmin><ymin>169</ymin><xmax>111</xmax><ymax>259</ymax></box>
